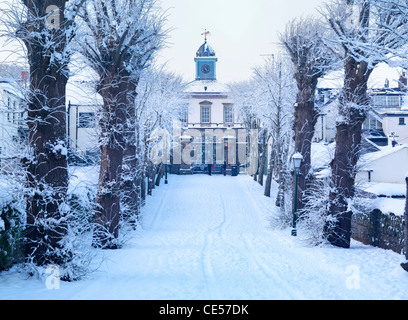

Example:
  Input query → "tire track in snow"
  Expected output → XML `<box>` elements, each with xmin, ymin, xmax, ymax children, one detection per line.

<box><xmin>242</xmin><ymin>234</ymin><xmax>305</xmax><ymax>299</ymax></box>
<box><xmin>213</xmin><ymin>176</ymin><xmax>310</xmax><ymax>299</ymax></box>
<box><xmin>214</xmin><ymin>179</ymin><xmax>291</xmax><ymax>298</ymax></box>
<box><xmin>236</xmin><ymin>177</ymin><xmax>342</xmax><ymax>299</ymax></box>
<box><xmin>200</xmin><ymin>181</ymin><xmax>227</xmax><ymax>299</ymax></box>
<box><xmin>204</xmin><ymin>177</ymin><xmax>285</xmax><ymax>298</ymax></box>
<box><xmin>235</xmin><ymin>178</ymin><xmax>307</xmax><ymax>298</ymax></box>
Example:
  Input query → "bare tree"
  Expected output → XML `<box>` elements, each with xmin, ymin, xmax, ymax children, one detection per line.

<box><xmin>77</xmin><ymin>0</ymin><xmax>165</xmax><ymax>248</ymax></box>
<box><xmin>134</xmin><ymin>67</ymin><xmax>185</xmax><ymax>207</ymax></box>
<box><xmin>322</xmin><ymin>0</ymin><xmax>408</xmax><ymax>248</ymax></box>
<box><xmin>280</xmin><ymin>17</ymin><xmax>336</xmax><ymax>212</ymax></box>
<box><xmin>230</xmin><ymin>56</ymin><xmax>295</xmax><ymax>225</ymax></box>
<box><xmin>253</xmin><ymin>57</ymin><xmax>295</xmax><ymax>208</ymax></box>
<box><xmin>2</xmin><ymin>0</ymin><xmax>85</xmax><ymax>266</ymax></box>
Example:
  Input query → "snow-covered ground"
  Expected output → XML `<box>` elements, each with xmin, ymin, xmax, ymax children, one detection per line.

<box><xmin>1</xmin><ymin>174</ymin><xmax>408</xmax><ymax>300</ymax></box>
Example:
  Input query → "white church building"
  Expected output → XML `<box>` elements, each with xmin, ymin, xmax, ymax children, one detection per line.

<box><xmin>173</xmin><ymin>35</ymin><xmax>245</xmax><ymax>174</ymax></box>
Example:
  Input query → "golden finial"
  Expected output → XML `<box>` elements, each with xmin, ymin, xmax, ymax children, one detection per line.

<box><xmin>201</xmin><ymin>29</ymin><xmax>211</xmax><ymax>42</ymax></box>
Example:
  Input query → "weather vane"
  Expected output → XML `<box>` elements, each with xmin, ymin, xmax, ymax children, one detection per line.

<box><xmin>201</xmin><ymin>29</ymin><xmax>211</xmax><ymax>42</ymax></box>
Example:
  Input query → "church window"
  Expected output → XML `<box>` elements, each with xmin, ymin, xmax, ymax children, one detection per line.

<box><xmin>201</xmin><ymin>106</ymin><xmax>210</xmax><ymax>123</ymax></box>
<box><xmin>224</xmin><ymin>105</ymin><xmax>233</xmax><ymax>123</ymax></box>
<box><xmin>179</xmin><ymin>106</ymin><xmax>188</xmax><ymax>127</ymax></box>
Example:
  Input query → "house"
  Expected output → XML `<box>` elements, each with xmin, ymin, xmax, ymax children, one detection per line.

<box><xmin>356</xmin><ymin>144</ymin><xmax>408</xmax><ymax>184</ymax></box>
<box><xmin>0</xmin><ymin>67</ymin><xmax>101</xmax><ymax>165</ymax></box>
<box><xmin>66</xmin><ymin>80</ymin><xmax>101</xmax><ymax>161</ymax></box>
<box><xmin>314</xmin><ymin>64</ymin><xmax>408</xmax><ymax>148</ymax></box>
<box><xmin>362</xmin><ymin>64</ymin><xmax>408</xmax><ymax>146</ymax></box>
<box><xmin>313</xmin><ymin>70</ymin><xmax>343</xmax><ymax>144</ymax></box>
<box><xmin>314</xmin><ymin>87</ymin><xmax>339</xmax><ymax>143</ymax></box>
<box><xmin>0</xmin><ymin>78</ymin><xmax>27</xmax><ymax>170</ymax></box>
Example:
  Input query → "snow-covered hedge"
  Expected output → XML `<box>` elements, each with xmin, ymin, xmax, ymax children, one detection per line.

<box><xmin>0</xmin><ymin>167</ymin><xmax>98</xmax><ymax>279</ymax></box>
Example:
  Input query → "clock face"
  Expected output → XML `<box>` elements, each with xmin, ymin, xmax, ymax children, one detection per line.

<box><xmin>201</xmin><ymin>64</ymin><xmax>211</xmax><ymax>74</ymax></box>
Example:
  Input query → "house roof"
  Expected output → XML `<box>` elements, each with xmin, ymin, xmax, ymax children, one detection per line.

<box><xmin>317</xmin><ymin>62</ymin><xmax>406</xmax><ymax>90</ymax></box>
<box><xmin>184</xmin><ymin>80</ymin><xmax>229</xmax><ymax>94</ymax></box>
<box><xmin>359</xmin><ymin>144</ymin><xmax>408</xmax><ymax>165</ymax></box>
<box><xmin>0</xmin><ymin>79</ymin><xmax>24</xmax><ymax>99</ymax></box>
<box><xmin>374</xmin><ymin>109</ymin><xmax>408</xmax><ymax>117</ymax></box>
<box><xmin>66</xmin><ymin>80</ymin><xmax>102</xmax><ymax>106</ymax></box>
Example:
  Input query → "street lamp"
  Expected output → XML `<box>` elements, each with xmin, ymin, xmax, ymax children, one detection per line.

<box><xmin>292</xmin><ymin>152</ymin><xmax>303</xmax><ymax>237</ymax></box>
<box><xmin>319</xmin><ymin>113</ymin><xmax>326</xmax><ymax>142</ymax></box>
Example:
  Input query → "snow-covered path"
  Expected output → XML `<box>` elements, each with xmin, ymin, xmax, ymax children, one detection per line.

<box><xmin>1</xmin><ymin>174</ymin><xmax>408</xmax><ymax>299</ymax></box>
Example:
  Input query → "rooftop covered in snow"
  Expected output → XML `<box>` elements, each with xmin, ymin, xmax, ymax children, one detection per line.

<box><xmin>184</xmin><ymin>80</ymin><xmax>229</xmax><ymax>94</ymax></box>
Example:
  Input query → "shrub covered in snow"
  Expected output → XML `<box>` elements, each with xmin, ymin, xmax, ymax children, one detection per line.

<box><xmin>0</xmin><ymin>201</ymin><xmax>24</xmax><ymax>271</ymax></box>
<box><xmin>296</xmin><ymin>178</ymin><xmax>330</xmax><ymax>246</ymax></box>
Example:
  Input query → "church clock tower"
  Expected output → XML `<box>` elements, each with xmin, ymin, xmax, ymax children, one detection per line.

<box><xmin>195</xmin><ymin>30</ymin><xmax>217</xmax><ymax>81</ymax></box>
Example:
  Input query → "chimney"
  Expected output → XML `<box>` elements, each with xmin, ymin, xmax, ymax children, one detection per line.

<box><xmin>398</xmin><ymin>71</ymin><xmax>407</xmax><ymax>92</ymax></box>
<box><xmin>21</xmin><ymin>70</ymin><xmax>28</xmax><ymax>83</ymax></box>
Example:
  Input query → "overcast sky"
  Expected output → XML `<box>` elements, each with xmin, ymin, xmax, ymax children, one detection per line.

<box><xmin>156</xmin><ymin>0</ymin><xmax>325</xmax><ymax>83</ymax></box>
<box><xmin>1</xmin><ymin>0</ymin><xmax>398</xmax><ymax>86</ymax></box>
<box><xmin>0</xmin><ymin>0</ymin><xmax>325</xmax><ymax>83</ymax></box>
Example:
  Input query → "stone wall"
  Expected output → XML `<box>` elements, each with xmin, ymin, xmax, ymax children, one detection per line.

<box><xmin>352</xmin><ymin>209</ymin><xmax>405</xmax><ymax>255</ymax></box>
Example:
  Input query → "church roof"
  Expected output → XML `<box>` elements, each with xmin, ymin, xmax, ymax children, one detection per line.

<box><xmin>184</xmin><ymin>80</ymin><xmax>229</xmax><ymax>94</ymax></box>
<box><xmin>196</xmin><ymin>41</ymin><xmax>215</xmax><ymax>57</ymax></box>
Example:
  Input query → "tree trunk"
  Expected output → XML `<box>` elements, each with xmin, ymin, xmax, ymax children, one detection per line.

<box><xmin>122</xmin><ymin>142</ymin><xmax>139</xmax><ymax>228</ymax></box>
<box><xmin>141</xmin><ymin>170</ymin><xmax>146</xmax><ymax>204</ymax></box>
<box><xmin>401</xmin><ymin>176</ymin><xmax>408</xmax><ymax>271</ymax></box>
<box><xmin>258</xmin><ymin>131</ymin><xmax>267</xmax><ymax>186</ymax></box>
<box><xmin>121</xmin><ymin>82</ymin><xmax>139</xmax><ymax>228</ymax></box>
<box><xmin>325</xmin><ymin>58</ymin><xmax>372</xmax><ymax>248</ymax></box>
<box><xmin>292</xmin><ymin>86</ymin><xmax>318</xmax><ymax>212</ymax></box>
<box><xmin>25</xmin><ymin>69</ymin><xmax>69</xmax><ymax>265</ymax></box>
<box><xmin>264</xmin><ymin>147</ymin><xmax>275</xmax><ymax>197</ymax></box>
<box><xmin>93</xmin><ymin>77</ymin><xmax>129</xmax><ymax>248</ymax></box>
<box><xmin>22</xmin><ymin>0</ymin><xmax>70</xmax><ymax>265</ymax></box>
<box><xmin>405</xmin><ymin>177</ymin><xmax>408</xmax><ymax>260</ymax></box>
<box><xmin>155</xmin><ymin>163</ymin><xmax>165</xmax><ymax>186</ymax></box>
<box><xmin>94</xmin><ymin>144</ymin><xmax>123</xmax><ymax>247</ymax></box>
<box><xmin>140</xmin><ymin>139</ymin><xmax>149</xmax><ymax>204</ymax></box>
<box><xmin>147</xmin><ymin>162</ymin><xmax>154</xmax><ymax>196</ymax></box>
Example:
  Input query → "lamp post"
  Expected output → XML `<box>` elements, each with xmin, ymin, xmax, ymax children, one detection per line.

<box><xmin>320</xmin><ymin>113</ymin><xmax>326</xmax><ymax>142</ymax></box>
<box><xmin>165</xmin><ymin>164</ymin><xmax>168</xmax><ymax>184</ymax></box>
<box><xmin>291</xmin><ymin>152</ymin><xmax>303</xmax><ymax>236</ymax></box>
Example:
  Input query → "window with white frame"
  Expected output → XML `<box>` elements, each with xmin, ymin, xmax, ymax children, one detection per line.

<box><xmin>224</xmin><ymin>105</ymin><xmax>233</xmax><ymax>123</ymax></box>
<box><xmin>387</xmin><ymin>95</ymin><xmax>401</xmax><ymax>107</ymax></box>
<box><xmin>373</xmin><ymin>94</ymin><xmax>402</xmax><ymax>107</ymax></box>
<box><xmin>200</xmin><ymin>101</ymin><xmax>212</xmax><ymax>124</ymax></box>
<box><xmin>373</xmin><ymin>95</ymin><xmax>387</xmax><ymax>106</ymax></box>
<box><xmin>179</xmin><ymin>106</ymin><xmax>188</xmax><ymax>127</ymax></box>
<box><xmin>201</xmin><ymin>106</ymin><xmax>210</xmax><ymax>123</ymax></box>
